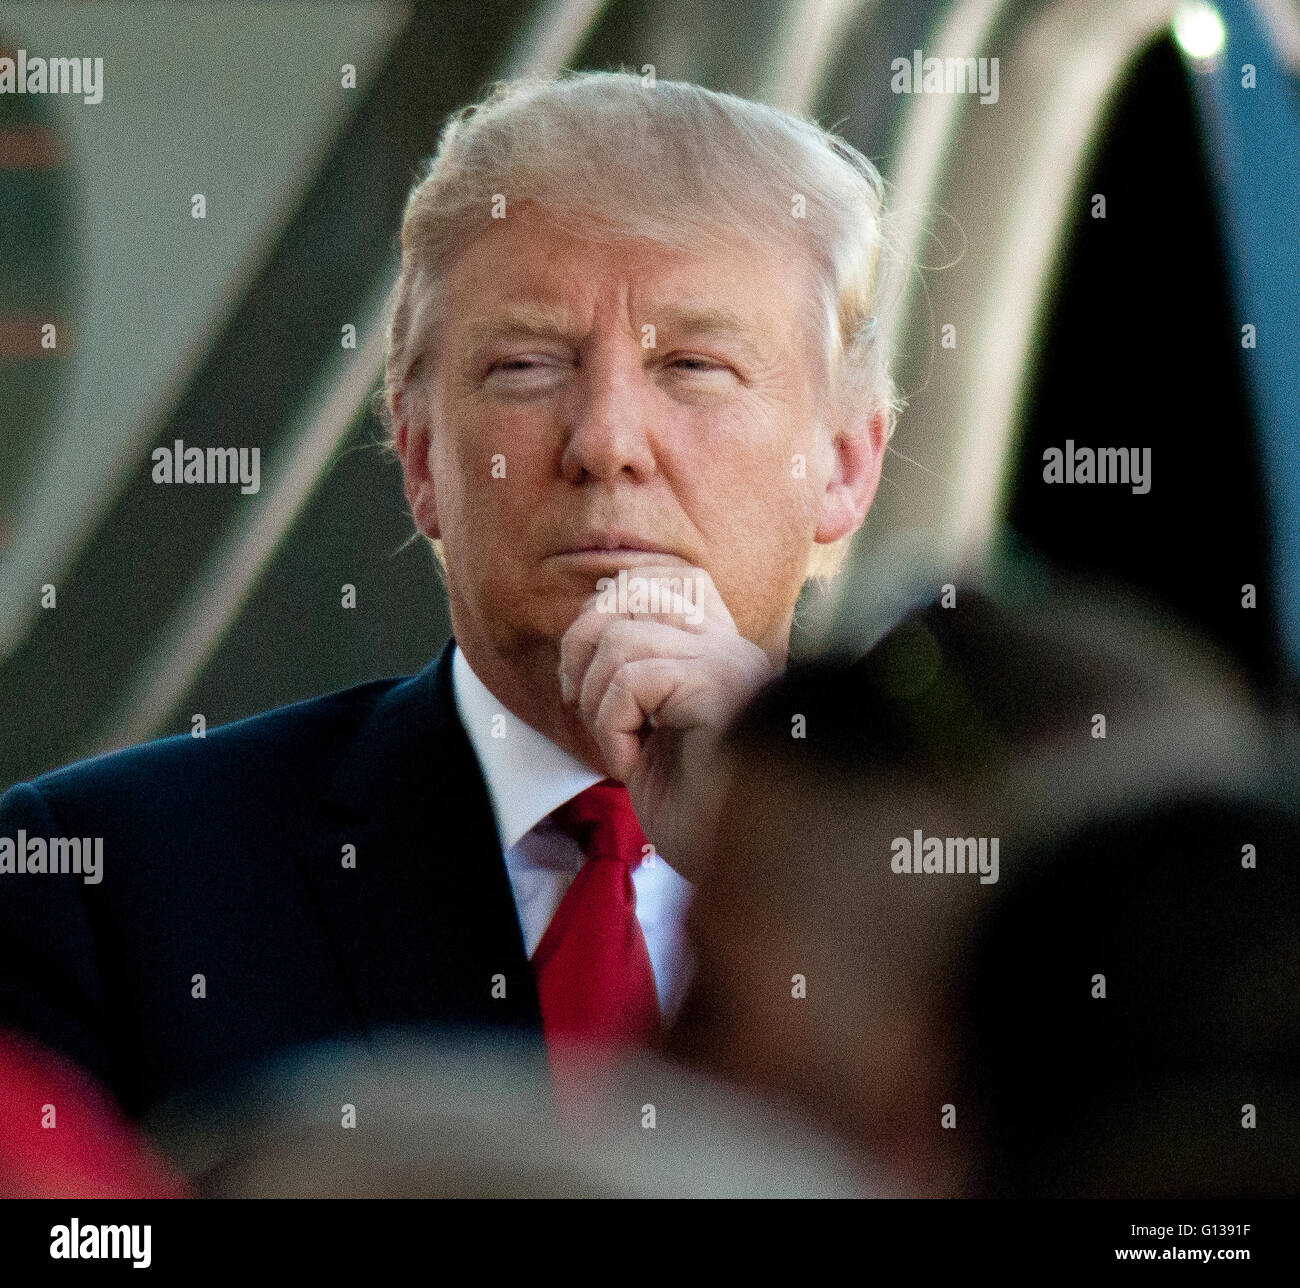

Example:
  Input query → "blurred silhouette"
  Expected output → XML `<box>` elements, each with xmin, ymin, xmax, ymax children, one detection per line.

<box><xmin>145</xmin><ymin>1032</ymin><xmax>886</xmax><ymax>1198</ymax></box>
<box><xmin>666</xmin><ymin>575</ymin><xmax>1296</xmax><ymax>1198</ymax></box>
<box><xmin>960</xmin><ymin>792</ymin><xmax>1300</xmax><ymax>1199</ymax></box>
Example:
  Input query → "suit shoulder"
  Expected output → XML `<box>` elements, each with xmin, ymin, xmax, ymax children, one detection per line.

<box><xmin>17</xmin><ymin>675</ymin><xmax>410</xmax><ymax>810</ymax></box>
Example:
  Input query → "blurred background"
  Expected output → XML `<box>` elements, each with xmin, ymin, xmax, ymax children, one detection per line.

<box><xmin>2</xmin><ymin>0</ymin><xmax>1298</xmax><ymax>788</ymax></box>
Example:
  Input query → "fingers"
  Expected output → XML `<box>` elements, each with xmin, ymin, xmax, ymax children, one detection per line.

<box><xmin>564</xmin><ymin>619</ymin><xmax>766</xmax><ymax>766</ymax></box>
<box><xmin>558</xmin><ymin>564</ymin><xmax>731</xmax><ymax>703</ymax></box>
<box><xmin>574</xmin><ymin>619</ymin><xmax>704</xmax><ymax>729</ymax></box>
<box><xmin>556</xmin><ymin>563</ymin><xmax>773</xmax><ymax>786</ymax></box>
<box><xmin>589</xmin><ymin>657</ymin><xmax>686</xmax><ymax>781</ymax></box>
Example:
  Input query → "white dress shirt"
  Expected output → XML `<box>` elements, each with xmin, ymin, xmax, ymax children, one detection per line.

<box><xmin>450</xmin><ymin>643</ymin><xmax>696</xmax><ymax>1020</ymax></box>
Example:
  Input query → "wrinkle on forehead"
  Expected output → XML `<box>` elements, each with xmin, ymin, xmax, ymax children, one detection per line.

<box><xmin>444</xmin><ymin>214</ymin><xmax>820</xmax><ymax>373</ymax></box>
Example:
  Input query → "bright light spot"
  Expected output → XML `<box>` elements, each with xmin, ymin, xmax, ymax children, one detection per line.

<box><xmin>1173</xmin><ymin>2</ymin><xmax>1227</xmax><ymax>62</ymax></box>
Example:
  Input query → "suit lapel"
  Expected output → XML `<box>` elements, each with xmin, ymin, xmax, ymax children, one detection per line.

<box><xmin>301</xmin><ymin>638</ymin><xmax>543</xmax><ymax>1039</ymax></box>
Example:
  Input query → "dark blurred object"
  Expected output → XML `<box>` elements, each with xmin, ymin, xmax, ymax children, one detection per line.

<box><xmin>668</xmin><ymin>575</ymin><xmax>1294</xmax><ymax>1198</ymax></box>
<box><xmin>0</xmin><ymin>1027</ymin><xmax>188</xmax><ymax>1198</ymax></box>
<box><xmin>1008</xmin><ymin>36</ymin><xmax>1279</xmax><ymax>692</ymax></box>
<box><xmin>145</xmin><ymin>1032</ymin><xmax>884</xmax><ymax>1198</ymax></box>
<box><xmin>961</xmin><ymin>793</ymin><xmax>1300</xmax><ymax>1199</ymax></box>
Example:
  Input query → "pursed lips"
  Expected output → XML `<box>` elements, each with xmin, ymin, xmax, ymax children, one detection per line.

<box><xmin>549</xmin><ymin>532</ymin><xmax>679</xmax><ymax>558</ymax></box>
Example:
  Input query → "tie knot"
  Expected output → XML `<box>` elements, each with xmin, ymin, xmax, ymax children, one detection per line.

<box><xmin>551</xmin><ymin>779</ymin><xmax>648</xmax><ymax>869</ymax></box>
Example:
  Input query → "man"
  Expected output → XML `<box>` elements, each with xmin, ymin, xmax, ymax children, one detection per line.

<box><xmin>0</xmin><ymin>70</ymin><xmax>895</xmax><ymax>1125</ymax></box>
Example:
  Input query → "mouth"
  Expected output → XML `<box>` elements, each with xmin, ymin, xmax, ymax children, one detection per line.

<box><xmin>549</xmin><ymin>532</ymin><xmax>680</xmax><ymax>560</ymax></box>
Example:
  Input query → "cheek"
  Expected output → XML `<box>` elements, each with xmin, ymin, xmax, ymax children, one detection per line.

<box><xmin>683</xmin><ymin>403</ymin><xmax>807</xmax><ymax>518</ymax></box>
<box><xmin>439</xmin><ymin>405</ymin><xmax>552</xmax><ymax>524</ymax></box>
<box><xmin>698</xmin><ymin>443</ymin><xmax>819</xmax><ymax>572</ymax></box>
<box><xmin>734</xmin><ymin>392</ymin><xmax>820</xmax><ymax>500</ymax></box>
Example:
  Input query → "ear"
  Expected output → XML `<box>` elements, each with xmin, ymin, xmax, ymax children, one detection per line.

<box><xmin>394</xmin><ymin>387</ymin><xmax>441</xmax><ymax>540</ymax></box>
<box><xmin>813</xmin><ymin>402</ymin><xmax>888</xmax><ymax>544</ymax></box>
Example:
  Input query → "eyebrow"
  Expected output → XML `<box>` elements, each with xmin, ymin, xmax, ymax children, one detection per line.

<box><xmin>460</xmin><ymin>300</ymin><xmax>774</xmax><ymax>365</ymax></box>
<box><xmin>653</xmin><ymin>303</ymin><xmax>772</xmax><ymax>364</ymax></box>
<box><xmin>461</xmin><ymin>303</ymin><xmax>579</xmax><ymax>351</ymax></box>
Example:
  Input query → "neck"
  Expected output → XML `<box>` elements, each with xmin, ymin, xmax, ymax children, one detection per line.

<box><xmin>462</xmin><ymin>631</ymin><xmax>608</xmax><ymax>773</ymax></box>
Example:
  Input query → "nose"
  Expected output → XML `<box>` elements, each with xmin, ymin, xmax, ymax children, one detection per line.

<box><xmin>558</xmin><ymin>348</ymin><xmax>657</xmax><ymax>485</ymax></box>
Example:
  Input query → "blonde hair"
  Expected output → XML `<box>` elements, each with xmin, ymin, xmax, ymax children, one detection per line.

<box><xmin>378</xmin><ymin>69</ymin><xmax>902</xmax><ymax>582</ymax></box>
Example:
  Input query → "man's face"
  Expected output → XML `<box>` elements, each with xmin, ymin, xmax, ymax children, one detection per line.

<box><xmin>401</xmin><ymin>204</ymin><xmax>851</xmax><ymax>661</ymax></box>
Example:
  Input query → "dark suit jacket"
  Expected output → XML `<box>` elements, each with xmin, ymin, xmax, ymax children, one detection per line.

<box><xmin>0</xmin><ymin>638</ymin><xmax>545</xmax><ymax>1120</ymax></box>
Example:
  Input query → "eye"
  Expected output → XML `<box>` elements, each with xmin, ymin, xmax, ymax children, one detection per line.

<box><xmin>667</xmin><ymin>355</ymin><xmax>731</xmax><ymax>374</ymax></box>
<box><xmin>482</xmin><ymin>355</ymin><xmax>569</xmax><ymax>389</ymax></box>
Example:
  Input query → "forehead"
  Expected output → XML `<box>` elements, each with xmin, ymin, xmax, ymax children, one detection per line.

<box><xmin>441</xmin><ymin>206</ymin><xmax>814</xmax><ymax>347</ymax></box>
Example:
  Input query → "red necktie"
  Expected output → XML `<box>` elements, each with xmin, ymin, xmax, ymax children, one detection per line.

<box><xmin>532</xmin><ymin>780</ymin><xmax>662</xmax><ymax>1081</ymax></box>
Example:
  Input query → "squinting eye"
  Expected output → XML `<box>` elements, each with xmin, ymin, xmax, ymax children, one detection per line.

<box><xmin>484</xmin><ymin>357</ymin><xmax>569</xmax><ymax>386</ymax></box>
<box><xmin>670</xmin><ymin>357</ymin><xmax>728</xmax><ymax>373</ymax></box>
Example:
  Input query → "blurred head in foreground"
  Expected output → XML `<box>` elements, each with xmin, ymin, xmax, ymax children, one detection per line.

<box><xmin>665</xmin><ymin>580</ymin><xmax>1298</xmax><ymax>1197</ymax></box>
<box><xmin>146</xmin><ymin>1033</ymin><xmax>887</xmax><ymax>1198</ymax></box>
<box><xmin>961</xmin><ymin>791</ymin><xmax>1300</xmax><ymax>1197</ymax></box>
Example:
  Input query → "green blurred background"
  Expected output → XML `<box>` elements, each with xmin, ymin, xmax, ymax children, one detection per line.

<box><xmin>2</xmin><ymin>0</ymin><xmax>1297</xmax><ymax>788</ymax></box>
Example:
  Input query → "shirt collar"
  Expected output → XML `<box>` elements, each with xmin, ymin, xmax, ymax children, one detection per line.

<box><xmin>451</xmin><ymin>642</ymin><xmax>604</xmax><ymax>851</ymax></box>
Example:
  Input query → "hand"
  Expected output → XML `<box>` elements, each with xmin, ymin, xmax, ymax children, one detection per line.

<box><xmin>557</xmin><ymin>564</ymin><xmax>776</xmax><ymax>880</ymax></box>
